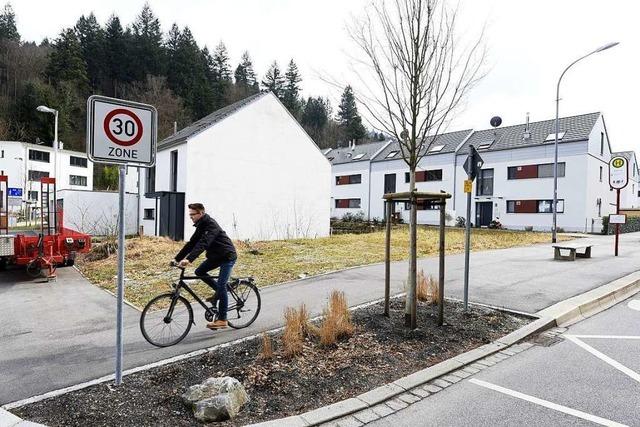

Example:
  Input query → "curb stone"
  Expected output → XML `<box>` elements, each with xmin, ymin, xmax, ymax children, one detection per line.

<box><xmin>248</xmin><ymin>271</ymin><xmax>640</xmax><ymax>427</ymax></box>
<box><xmin>0</xmin><ymin>408</ymin><xmax>47</xmax><ymax>427</ymax></box>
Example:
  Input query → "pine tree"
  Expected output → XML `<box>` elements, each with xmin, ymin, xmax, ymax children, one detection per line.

<box><xmin>301</xmin><ymin>96</ymin><xmax>331</xmax><ymax>144</ymax></box>
<box><xmin>75</xmin><ymin>13</ymin><xmax>105</xmax><ymax>91</ymax></box>
<box><xmin>337</xmin><ymin>85</ymin><xmax>367</xmax><ymax>142</ymax></box>
<box><xmin>0</xmin><ymin>3</ymin><xmax>19</xmax><ymax>42</ymax></box>
<box><xmin>210</xmin><ymin>41</ymin><xmax>231</xmax><ymax>108</ymax></box>
<box><xmin>261</xmin><ymin>61</ymin><xmax>285</xmax><ymax>97</ymax></box>
<box><xmin>234</xmin><ymin>51</ymin><xmax>258</xmax><ymax>92</ymax></box>
<box><xmin>104</xmin><ymin>15</ymin><xmax>128</xmax><ymax>96</ymax></box>
<box><xmin>45</xmin><ymin>28</ymin><xmax>89</xmax><ymax>89</ymax></box>
<box><xmin>282</xmin><ymin>59</ymin><xmax>302</xmax><ymax>116</ymax></box>
<box><xmin>131</xmin><ymin>3</ymin><xmax>164</xmax><ymax>80</ymax></box>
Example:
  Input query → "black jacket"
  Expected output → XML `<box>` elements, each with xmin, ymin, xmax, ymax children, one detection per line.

<box><xmin>175</xmin><ymin>214</ymin><xmax>237</xmax><ymax>263</ymax></box>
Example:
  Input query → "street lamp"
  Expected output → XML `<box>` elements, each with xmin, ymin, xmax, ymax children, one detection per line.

<box><xmin>552</xmin><ymin>41</ymin><xmax>619</xmax><ymax>243</ymax></box>
<box><xmin>13</xmin><ymin>156</ymin><xmax>27</xmax><ymax>223</ymax></box>
<box><xmin>36</xmin><ymin>105</ymin><xmax>59</xmax><ymax>186</ymax></box>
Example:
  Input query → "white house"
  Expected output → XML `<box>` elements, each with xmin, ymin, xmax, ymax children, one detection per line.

<box><xmin>369</xmin><ymin>129</ymin><xmax>472</xmax><ymax>224</ymax></box>
<box><xmin>326</xmin><ymin>140</ymin><xmax>390</xmax><ymax>219</ymax></box>
<box><xmin>612</xmin><ymin>151</ymin><xmax>640</xmax><ymax>209</ymax></box>
<box><xmin>138</xmin><ymin>92</ymin><xmax>331</xmax><ymax>242</ymax></box>
<box><xmin>454</xmin><ymin>112</ymin><xmax>615</xmax><ymax>232</ymax></box>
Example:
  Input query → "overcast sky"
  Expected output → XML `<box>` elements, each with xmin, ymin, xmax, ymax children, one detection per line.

<box><xmin>12</xmin><ymin>0</ymin><xmax>640</xmax><ymax>152</ymax></box>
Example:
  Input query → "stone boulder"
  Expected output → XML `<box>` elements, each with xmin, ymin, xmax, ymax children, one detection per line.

<box><xmin>182</xmin><ymin>376</ymin><xmax>249</xmax><ymax>422</ymax></box>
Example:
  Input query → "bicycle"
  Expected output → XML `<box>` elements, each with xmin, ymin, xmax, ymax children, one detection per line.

<box><xmin>140</xmin><ymin>262</ymin><xmax>261</xmax><ymax>347</ymax></box>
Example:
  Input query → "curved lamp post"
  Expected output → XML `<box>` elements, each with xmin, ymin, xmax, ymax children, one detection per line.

<box><xmin>552</xmin><ymin>42</ymin><xmax>619</xmax><ymax>243</ymax></box>
<box><xmin>36</xmin><ymin>105</ymin><xmax>59</xmax><ymax>186</ymax></box>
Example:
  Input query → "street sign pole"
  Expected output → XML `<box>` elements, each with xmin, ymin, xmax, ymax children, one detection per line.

<box><xmin>615</xmin><ymin>189</ymin><xmax>620</xmax><ymax>257</ymax></box>
<box><xmin>608</xmin><ymin>155</ymin><xmax>628</xmax><ymax>257</ymax></box>
<box><xmin>462</xmin><ymin>145</ymin><xmax>482</xmax><ymax>312</ymax></box>
<box><xmin>115</xmin><ymin>165</ymin><xmax>126</xmax><ymax>385</ymax></box>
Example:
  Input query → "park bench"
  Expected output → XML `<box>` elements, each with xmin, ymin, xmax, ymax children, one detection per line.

<box><xmin>552</xmin><ymin>243</ymin><xmax>593</xmax><ymax>261</ymax></box>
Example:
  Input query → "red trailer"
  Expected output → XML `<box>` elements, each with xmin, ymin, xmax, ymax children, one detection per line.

<box><xmin>0</xmin><ymin>176</ymin><xmax>92</xmax><ymax>279</ymax></box>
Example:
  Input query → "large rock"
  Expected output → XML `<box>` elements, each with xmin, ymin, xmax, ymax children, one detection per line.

<box><xmin>182</xmin><ymin>377</ymin><xmax>249</xmax><ymax>422</ymax></box>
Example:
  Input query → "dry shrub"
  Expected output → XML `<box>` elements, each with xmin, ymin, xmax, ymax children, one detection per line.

<box><xmin>282</xmin><ymin>307</ymin><xmax>304</xmax><ymax>357</ymax></box>
<box><xmin>417</xmin><ymin>269</ymin><xmax>439</xmax><ymax>305</ymax></box>
<box><xmin>258</xmin><ymin>332</ymin><xmax>274</xmax><ymax>360</ymax></box>
<box><xmin>319</xmin><ymin>291</ymin><xmax>355</xmax><ymax>346</ymax></box>
<box><xmin>296</xmin><ymin>303</ymin><xmax>319</xmax><ymax>337</ymax></box>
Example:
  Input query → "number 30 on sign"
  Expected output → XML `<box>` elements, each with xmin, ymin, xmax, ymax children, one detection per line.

<box><xmin>87</xmin><ymin>95</ymin><xmax>157</xmax><ymax>167</ymax></box>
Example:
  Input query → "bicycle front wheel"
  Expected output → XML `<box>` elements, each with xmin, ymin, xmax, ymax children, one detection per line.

<box><xmin>140</xmin><ymin>293</ymin><xmax>193</xmax><ymax>347</ymax></box>
<box><xmin>227</xmin><ymin>281</ymin><xmax>261</xmax><ymax>329</ymax></box>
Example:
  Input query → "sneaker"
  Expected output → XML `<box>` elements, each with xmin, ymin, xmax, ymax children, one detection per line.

<box><xmin>206</xmin><ymin>320</ymin><xmax>228</xmax><ymax>330</ymax></box>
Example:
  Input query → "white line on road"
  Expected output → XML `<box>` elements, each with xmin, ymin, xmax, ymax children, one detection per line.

<box><xmin>628</xmin><ymin>299</ymin><xmax>640</xmax><ymax>311</ymax></box>
<box><xmin>565</xmin><ymin>335</ymin><xmax>640</xmax><ymax>340</ymax></box>
<box><xmin>565</xmin><ymin>335</ymin><xmax>640</xmax><ymax>384</ymax></box>
<box><xmin>469</xmin><ymin>379</ymin><xmax>628</xmax><ymax>427</ymax></box>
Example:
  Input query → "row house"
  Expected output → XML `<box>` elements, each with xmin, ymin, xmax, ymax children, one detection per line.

<box><xmin>326</xmin><ymin>112</ymin><xmax>639</xmax><ymax>232</ymax></box>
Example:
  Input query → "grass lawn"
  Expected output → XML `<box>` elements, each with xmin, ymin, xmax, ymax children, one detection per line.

<box><xmin>77</xmin><ymin>226</ymin><xmax>565</xmax><ymax>309</ymax></box>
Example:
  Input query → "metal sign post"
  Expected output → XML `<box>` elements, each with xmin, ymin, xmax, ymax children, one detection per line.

<box><xmin>462</xmin><ymin>145</ymin><xmax>483</xmax><ymax>311</ymax></box>
<box><xmin>87</xmin><ymin>95</ymin><xmax>157</xmax><ymax>385</ymax></box>
<box><xmin>609</xmin><ymin>156</ymin><xmax>628</xmax><ymax>257</ymax></box>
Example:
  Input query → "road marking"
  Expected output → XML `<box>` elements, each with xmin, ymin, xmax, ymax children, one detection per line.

<box><xmin>628</xmin><ymin>300</ymin><xmax>640</xmax><ymax>311</ymax></box>
<box><xmin>566</xmin><ymin>335</ymin><xmax>640</xmax><ymax>340</ymax></box>
<box><xmin>565</xmin><ymin>335</ymin><xmax>640</xmax><ymax>384</ymax></box>
<box><xmin>469</xmin><ymin>379</ymin><xmax>628</xmax><ymax>427</ymax></box>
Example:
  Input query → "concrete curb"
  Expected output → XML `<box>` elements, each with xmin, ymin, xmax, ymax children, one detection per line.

<box><xmin>248</xmin><ymin>271</ymin><xmax>640</xmax><ymax>427</ymax></box>
<box><xmin>0</xmin><ymin>408</ymin><xmax>46</xmax><ymax>426</ymax></box>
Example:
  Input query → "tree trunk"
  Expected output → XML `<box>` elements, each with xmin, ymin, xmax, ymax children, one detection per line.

<box><xmin>405</xmin><ymin>167</ymin><xmax>417</xmax><ymax>328</ymax></box>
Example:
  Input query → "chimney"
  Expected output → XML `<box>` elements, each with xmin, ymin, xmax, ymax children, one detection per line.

<box><xmin>522</xmin><ymin>112</ymin><xmax>531</xmax><ymax>141</ymax></box>
<box><xmin>173</xmin><ymin>121</ymin><xmax>178</xmax><ymax>135</ymax></box>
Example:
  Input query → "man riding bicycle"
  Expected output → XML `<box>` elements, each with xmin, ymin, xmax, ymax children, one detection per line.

<box><xmin>174</xmin><ymin>203</ymin><xmax>237</xmax><ymax>330</ymax></box>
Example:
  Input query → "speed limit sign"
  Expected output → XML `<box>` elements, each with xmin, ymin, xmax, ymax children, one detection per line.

<box><xmin>87</xmin><ymin>95</ymin><xmax>157</xmax><ymax>167</ymax></box>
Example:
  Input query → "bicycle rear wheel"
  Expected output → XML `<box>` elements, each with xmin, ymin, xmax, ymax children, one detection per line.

<box><xmin>227</xmin><ymin>281</ymin><xmax>261</xmax><ymax>329</ymax></box>
<box><xmin>140</xmin><ymin>293</ymin><xmax>193</xmax><ymax>347</ymax></box>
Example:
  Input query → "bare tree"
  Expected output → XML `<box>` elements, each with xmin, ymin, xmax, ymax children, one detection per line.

<box><xmin>348</xmin><ymin>0</ymin><xmax>485</xmax><ymax>327</ymax></box>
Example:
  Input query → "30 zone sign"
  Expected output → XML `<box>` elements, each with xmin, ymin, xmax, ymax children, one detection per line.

<box><xmin>87</xmin><ymin>95</ymin><xmax>157</xmax><ymax>167</ymax></box>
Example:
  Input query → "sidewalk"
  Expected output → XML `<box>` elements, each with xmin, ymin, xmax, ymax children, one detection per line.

<box><xmin>1</xmin><ymin>232</ymin><xmax>639</xmax><ymax>405</ymax></box>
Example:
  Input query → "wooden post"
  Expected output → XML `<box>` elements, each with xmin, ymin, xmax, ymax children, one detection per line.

<box><xmin>409</xmin><ymin>192</ymin><xmax>417</xmax><ymax>329</ymax></box>
<box><xmin>438</xmin><ymin>199</ymin><xmax>446</xmax><ymax>326</ymax></box>
<box><xmin>384</xmin><ymin>200</ymin><xmax>392</xmax><ymax>316</ymax></box>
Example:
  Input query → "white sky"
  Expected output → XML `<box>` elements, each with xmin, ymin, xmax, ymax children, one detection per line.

<box><xmin>12</xmin><ymin>0</ymin><xmax>640</xmax><ymax>153</ymax></box>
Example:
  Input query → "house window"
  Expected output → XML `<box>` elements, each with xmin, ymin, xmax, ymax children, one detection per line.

<box><xmin>335</xmin><ymin>199</ymin><xmax>361</xmax><ymax>209</ymax></box>
<box><xmin>386</xmin><ymin>151</ymin><xmax>398</xmax><ymax>158</ymax></box>
<box><xmin>600</xmin><ymin>132</ymin><xmax>604</xmax><ymax>156</ymax></box>
<box><xmin>599</xmin><ymin>166</ymin><xmax>603</xmax><ymax>182</ymax></box>
<box><xmin>28</xmin><ymin>191</ymin><xmax>38</xmax><ymax>200</ymax></box>
<box><xmin>476</xmin><ymin>169</ymin><xmax>494</xmax><ymax>196</ymax></box>
<box><xmin>508</xmin><ymin>163</ymin><xmax>565</xmax><ymax>179</ymax></box>
<box><xmin>507</xmin><ymin>199</ymin><xmax>564</xmax><ymax>214</ymax></box>
<box><xmin>70</xmin><ymin>156</ymin><xmax>88</xmax><ymax>168</ymax></box>
<box><xmin>170</xmin><ymin>150</ymin><xmax>178</xmax><ymax>192</ymax></box>
<box><xmin>477</xmin><ymin>141</ymin><xmax>493</xmax><ymax>150</ymax></box>
<box><xmin>429</xmin><ymin>145</ymin><xmax>444</xmax><ymax>153</ymax></box>
<box><xmin>143</xmin><ymin>208</ymin><xmax>155</xmax><ymax>220</ymax></box>
<box><xmin>1</xmin><ymin>149</ymin><xmax>3</xmax><ymax>158</ymax></box>
<box><xmin>404</xmin><ymin>169</ymin><xmax>443</xmax><ymax>183</ymax></box>
<box><xmin>352</xmin><ymin>153</ymin><xmax>364</xmax><ymax>161</ymax></box>
<box><xmin>146</xmin><ymin>166</ymin><xmax>156</xmax><ymax>194</ymax></box>
<box><xmin>335</xmin><ymin>174</ymin><xmax>362</xmax><ymax>185</ymax></box>
<box><xmin>545</xmin><ymin>132</ymin><xmax>566</xmax><ymax>142</ymax></box>
<box><xmin>70</xmin><ymin>175</ymin><xmax>87</xmax><ymax>186</ymax></box>
<box><xmin>28</xmin><ymin>170</ymin><xmax>49</xmax><ymax>181</ymax></box>
<box><xmin>29</xmin><ymin>149</ymin><xmax>50</xmax><ymax>163</ymax></box>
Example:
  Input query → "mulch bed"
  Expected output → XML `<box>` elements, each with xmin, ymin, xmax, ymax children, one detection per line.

<box><xmin>14</xmin><ymin>299</ymin><xmax>530</xmax><ymax>426</ymax></box>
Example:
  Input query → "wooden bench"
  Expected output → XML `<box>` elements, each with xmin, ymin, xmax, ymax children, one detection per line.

<box><xmin>552</xmin><ymin>243</ymin><xmax>593</xmax><ymax>261</ymax></box>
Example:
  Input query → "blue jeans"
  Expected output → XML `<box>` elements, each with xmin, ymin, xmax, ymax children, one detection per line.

<box><xmin>195</xmin><ymin>258</ymin><xmax>236</xmax><ymax>321</ymax></box>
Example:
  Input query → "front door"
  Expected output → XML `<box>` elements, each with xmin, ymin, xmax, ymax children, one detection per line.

<box><xmin>384</xmin><ymin>173</ymin><xmax>396</xmax><ymax>219</ymax></box>
<box><xmin>475</xmin><ymin>202</ymin><xmax>492</xmax><ymax>227</ymax></box>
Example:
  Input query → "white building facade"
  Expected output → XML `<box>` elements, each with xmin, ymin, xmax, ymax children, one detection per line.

<box><xmin>139</xmin><ymin>92</ymin><xmax>331</xmax><ymax>242</ymax></box>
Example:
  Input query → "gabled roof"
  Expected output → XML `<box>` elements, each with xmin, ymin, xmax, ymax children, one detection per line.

<box><xmin>326</xmin><ymin>141</ymin><xmax>390</xmax><ymax>165</ymax></box>
<box><xmin>373</xmin><ymin>129</ymin><xmax>473</xmax><ymax>162</ymax></box>
<box><xmin>159</xmin><ymin>92</ymin><xmax>269</xmax><ymax>149</ymax></box>
<box><xmin>613</xmin><ymin>151</ymin><xmax>640</xmax><ymax>173</ymax></box>
<box><xmin>457</xmin><ymin>112</ymin><xmax>601</xmax><ymax>155</ymax></box>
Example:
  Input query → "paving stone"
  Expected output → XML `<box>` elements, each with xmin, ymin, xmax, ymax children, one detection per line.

<box><xmin>386</xmin><ymin>398</ymin><xmax>409</xmax><ymax>411</ymax></box>
<box><xmin>353</xmin><ymin>409</ymin><xmax>381</xmax><ymax>424</ymax></box>
<box><xmin>450</xmin><ymin>369</ymin><xmax>471</xmax><ymax>379</ymax></box>
<box><xmin>423</xmin><ymin>384</ymin><xmax>443</xmax><ymax>393</ymax></box>
<box><xmin>462</xmin><ymin>366</ymin><xmax>481</xmax><ymax>374</ymax></box>
<box><xmin>430</xmin><ymin>378</ymin><xmax>452</xmax><ymax>388</ymax></box>
<box><xmin>470</xmin><ymin>363</ymin><xmax>487</xmax><ymax>370</ymax></box>
<box><xmin>331</xmin><ymin>416</ymin><xmax>363</xmax><ymax>427</ymax></box>
<box><xmin>410</xmin><ymin>387</ymin><xmax>431</xmax><ymax>398</ymax></box>
<box><xmin>371</xmin><ymin>404</ymin><xmax>395</xmax><ymax>418</ymax></box>
<box><xmin>398</xmin><ymin>393</ymin><xmax>421</xmax><ymax>404</ymax></box>
<box><xmin>492</xmin><ymin>353</ymin><xmax>509</xmax><ymax>361</ymax></box>
<box><xmin>441</xmin><ymin>374</ymin><xmax>462</xmax><ymax>384</ymax></box>
<box><xmin>485</xmin><ymin>355</ymin><xmax>504</xmax><ymax>364</ymax></box>
<box><xmin>499</xmin><ymin>349</ymin><xmax>517</xmax><ymax>356</ymax></box>
<box><xmin>475</xmin><ymin>358</ymin><xmax>496</xmax><ymax>367</ymax></box>
<box><xmin>357</xmin><ymin>384</ymin><xmax>405</xmax><ymax>406</ymax></box>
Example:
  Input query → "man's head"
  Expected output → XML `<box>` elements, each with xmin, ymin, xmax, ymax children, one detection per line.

<box><xmin>188</xmin><ymin>203</ymin><xmax>205</xmax><ymax>224</ymax></box>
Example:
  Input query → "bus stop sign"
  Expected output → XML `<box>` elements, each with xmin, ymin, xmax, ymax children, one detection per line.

<box><xmin>87</xmin><ymin>95</ymin><xmax>157</xmax><ymax>167</ymax></box>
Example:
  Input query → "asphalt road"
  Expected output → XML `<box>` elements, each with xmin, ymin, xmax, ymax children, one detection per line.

<box><xmin>1</xmin><ymin>232</ymin><xmax>640</xmax><ymax>405</ymax></box>
<box><xmin>371</xmin><ymin>294</ymin><xmax>640</xmax><ymax>426</ymax></box>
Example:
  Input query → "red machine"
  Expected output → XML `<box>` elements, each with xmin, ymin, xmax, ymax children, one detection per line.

<box><xmin>0</xmin><ymin>176</ymin><xmax>92</xmax><ymax>279</ymax></box>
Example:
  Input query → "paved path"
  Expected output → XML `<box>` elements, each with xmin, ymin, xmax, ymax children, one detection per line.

<box><xmin>370</xmin><ymin>294</ymin><xmax>640</xmax><ymax>426</ymax></box>
<box><xmin>1</xmin><ymin>232</ymin><xmax>640</xmax><ymax>405</ymax></box>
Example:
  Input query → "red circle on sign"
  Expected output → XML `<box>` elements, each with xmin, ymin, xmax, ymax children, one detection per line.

<box><xmin>103</xmin><ymin>108</ymin><xmax>143</xmax><ymax>146</ymax></box>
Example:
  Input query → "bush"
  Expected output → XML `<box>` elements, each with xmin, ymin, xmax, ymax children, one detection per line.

<box><xmin>455</xmin><ymin>216</ymin><xmax>466</xmax><ymax>228</ymax></box>
<box><xmin>282</xmin><ymin>307</ymin><xmax>304</xmax><ymax>357</ymax></box>
<box><xmin>342</xmin><ymin>211</ymin><xmax>366</xmax><ymax>222</ymax></box>
<box><xmin>319</xmin><ymin>291</ymin><xmax>354</xmax><ymax>347</ymax></box>
<box><xmin>488</xmin><ymin>220</ymin><xmax>504</xmax><ymax>229</ymax></box>
<box><xmin>258</xmin><ymin>332</ymin><xmax>274</xmax><ymax>360</ymax></box>
<box><xmin>524</xmin><ymin>226</ymin><xmax>533</xmax><ymax>232</ymax></box>
<box><xmin>602</xmin><ymin>215</ymin><xmax>640</xmax><ymax>235</ymax></box>
<box><xmin>417</xmin><ymin>270</ymin><xmax>439</xmax><ymax>305</ymax></box>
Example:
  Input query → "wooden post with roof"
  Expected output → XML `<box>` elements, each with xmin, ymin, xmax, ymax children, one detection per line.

<box><xmin>383</xmin><ymin>190</ymin><xmax>451</xmax><ymax>328</ymax></box>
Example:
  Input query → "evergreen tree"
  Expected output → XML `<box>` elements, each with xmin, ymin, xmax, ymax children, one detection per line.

<box><xmin>210</xmin><ymin>41</ymin><xmax>231</xmax><ymax>108</ymax></box>
<box><xmin>337</xmin><ymin>85</ymin><xmax>366</xmax><ymax>142</ymax></box>
<box><xmin>301</xmin><ymin>96</ymin><xmax>330</xmax><ymax>144</ymax></box>
<box><xmin>282</xmin><ymin>59</ymin><xmax>302</xmax><ymax>116</ymax></box>
<box><xmin>131</xmin><ymin>3</ymin><xmax>164</xmax><ymax>80</ymax></box>
<box><xmin>104</xmin><ymin>15</ymin><xmax>128</xmax><ymax>96</ymax></box>
<box><xmin>234</xmin><ymin>51</ymin><xmax>258</xmax><ymax>92</ymax></box>
<box><xmin>45</xmin><ymin>28</ymin><xmax>89</xmax><ymax>89</ymax></box>
<box><xmin>261</xmin><ymin>61</ymin><xmax>285</xmax><ymax>97</ymax></box>
<box><xmin>0</xmin><ymin>3</ymin><xmax>19</xmax><ymax>42</ymax></box>
<box><xmin>74</xmin><ymin>13</ymin><xmax>105</xmax><ymax>91</ymax></box>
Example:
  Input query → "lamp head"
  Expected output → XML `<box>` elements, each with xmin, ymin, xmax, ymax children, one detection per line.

<box><xmin>595</xmin><ymin>42</ymin><xmax>619</xmax><ymax>53</ymax></box>
<box><xmin>36</xmin><ymin>105</ymin><xmax>57</xmax><ymax>114</ymax></box>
